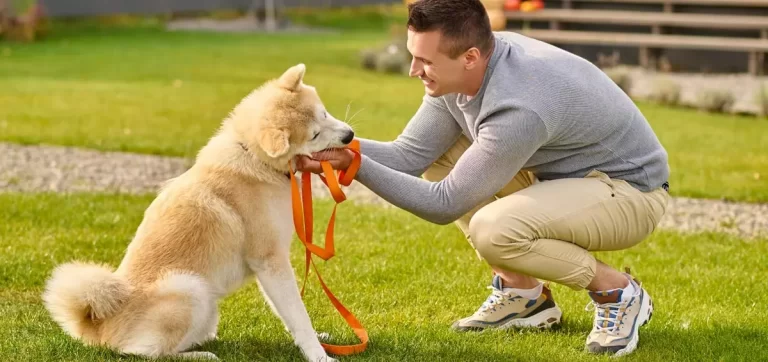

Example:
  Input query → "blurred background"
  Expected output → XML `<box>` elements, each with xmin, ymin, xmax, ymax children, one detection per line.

<box><xmin>3</xmin><ymin>0</ymin><xmax>765</xmax><ymax>199</ymax></box>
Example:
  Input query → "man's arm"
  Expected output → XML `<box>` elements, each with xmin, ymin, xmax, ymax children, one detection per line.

<box><xmin>356</xmin><ymin>95</ymin><xmax>463</xmax><ymax>176</ymax></box>
<box><xmin>354</xmin><ymin>107</ymin><xmax>549</xmax><ymax>225</ymax></box>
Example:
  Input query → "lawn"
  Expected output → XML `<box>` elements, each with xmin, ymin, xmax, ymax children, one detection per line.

<box><xmin>1</xmin><ymin>22</ymin><xmax>767</xmax><ymax>202</ymax></box>
<box><xmin>1</xmin><ymin>192</ymin><xmax>766</xmax><ymax>362</ymax></box>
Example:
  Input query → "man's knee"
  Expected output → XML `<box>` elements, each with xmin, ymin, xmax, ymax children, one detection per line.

<box><xmin>468</xmin><ymin>205</ymin><xmax>534</xmax><ymax>264</ymax></box>
<box><xmin>422</xmin><ymin>136</ymin><xmax>472</xmax><ymax>182</ymax></box>
<box><xmin>422</xmin><ymin>162</ymin><xmax>447</xmax><ymax>182</ymax></box>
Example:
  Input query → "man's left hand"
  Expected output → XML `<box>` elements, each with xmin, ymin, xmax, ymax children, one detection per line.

<box><xmin>295</xmin><ymin>148</ymin><xmax>356</xmax><ymax>174</ymax></box>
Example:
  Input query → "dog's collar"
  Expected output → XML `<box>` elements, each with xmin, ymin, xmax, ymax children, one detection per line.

<box><xmin>238</xmin><ymin>142</ymin><xmax>292</xmax><ymax>180</ymax></box>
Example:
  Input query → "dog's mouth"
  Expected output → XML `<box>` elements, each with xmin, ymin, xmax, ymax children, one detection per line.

<box><xmin>310</xmin><ymin>146</ymin><xmax>346</xmax><ymax>158</ymax></box>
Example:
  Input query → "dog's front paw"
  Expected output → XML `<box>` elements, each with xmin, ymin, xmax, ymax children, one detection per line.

<box><xmin>314</xmin><ymin>356</ymin><xmax>338</xmax><ymax>362</ymax></box>
<box><xmin>199</xmin><ymin>351</ymin><xmax>220</xmax><ymax>360</ymax></box>
<box><xmin>179</xmin><ymin>351</ymin><xmax>219</xmax><ymax>360</ymax></box>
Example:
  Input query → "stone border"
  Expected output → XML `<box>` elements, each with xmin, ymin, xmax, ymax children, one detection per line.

<box><xmin>610</xmin><ymin>66</ymin><xmax>768</xmax><ymax>116</ymax></box>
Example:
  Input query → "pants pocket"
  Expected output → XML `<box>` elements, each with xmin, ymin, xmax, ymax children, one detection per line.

<box><xmin>584</xmin><ymin>169</ymin><xmax>616</xmax><ymax>197</ymax></box>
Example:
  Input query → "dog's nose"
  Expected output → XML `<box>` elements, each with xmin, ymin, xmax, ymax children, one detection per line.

<box><xmin>341</xmin><ymin>130</ymin><xmax>354</xmax><ymax>144</ymax></box>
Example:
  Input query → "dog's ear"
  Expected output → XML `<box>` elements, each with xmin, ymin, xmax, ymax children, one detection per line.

<box><xmin>278</xmin><ymin>63</ymin><xmax>306</xmax><ymax>91</ymax></box>
<box><xmin>258</xmin><ymin>127</ymin><xmax>290</xmax><ymax>158</ymax></box>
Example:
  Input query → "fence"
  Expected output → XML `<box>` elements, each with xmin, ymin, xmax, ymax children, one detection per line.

<box><xmin>37</xmin><ymin>0</ymin><xmax>401</xmax><ymax>18</ymax></box>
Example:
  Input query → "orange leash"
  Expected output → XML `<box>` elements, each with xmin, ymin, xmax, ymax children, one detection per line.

<box><xmin>288</xmin><ymin>139</ymin><xmax>368</xmax><ymax>356</ymax></box>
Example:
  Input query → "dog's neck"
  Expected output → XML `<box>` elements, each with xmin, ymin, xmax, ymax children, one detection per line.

<box><xmin>193</xmin><ymin>126</ymin><xmax>294</xmax><ymax>184</ymax></box>
<box><xmin>236</xmin><ymin>141</ymin><xmax>292</xmax><ymax>180</ymax></box>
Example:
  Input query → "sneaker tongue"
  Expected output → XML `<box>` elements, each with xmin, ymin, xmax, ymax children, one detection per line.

<box><xmin>589</xmin><ymin>288</ymin><xmax>623</xmax><ymax>303</ymax></box>
<box><xmin>491</xmin><ymin>275</ymin><xmax>504</xmax><ymax>291</ymax></box>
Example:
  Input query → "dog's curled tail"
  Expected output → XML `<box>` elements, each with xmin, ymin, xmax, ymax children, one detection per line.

<box><xmin>42</xmin><ymin>261</ymin><xmax>132</xmax><ymax>341</ymax></box>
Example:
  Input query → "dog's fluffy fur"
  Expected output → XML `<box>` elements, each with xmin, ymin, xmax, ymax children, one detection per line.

<box><xmin>41</xmin><ymin>64</ymin><xmax>354</xmax><ymax>362</ymax></box>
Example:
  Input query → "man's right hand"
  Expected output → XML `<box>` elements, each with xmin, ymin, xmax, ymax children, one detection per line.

<box><xmin>295</xmin><ymin>149</ymin><xmax>355</xmax><ymax>174</ymax></box>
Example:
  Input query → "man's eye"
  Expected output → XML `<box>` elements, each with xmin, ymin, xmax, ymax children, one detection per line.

<box><xmin>311</xmin><ymin>132</ymin><xmax>320</xmax><ymax>140</ymax></box>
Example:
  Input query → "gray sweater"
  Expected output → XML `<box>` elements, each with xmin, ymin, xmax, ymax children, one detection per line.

<box><xmin>354</xmin><ymin>31</ymin><xmax>669</xmax><ymax>225</ymax></box>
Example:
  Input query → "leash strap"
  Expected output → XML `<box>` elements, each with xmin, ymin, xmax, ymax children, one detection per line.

<box><xmin>288</xmin><ymin>139</ymin><xmax>368</xmax><ymax>356</ymax></box>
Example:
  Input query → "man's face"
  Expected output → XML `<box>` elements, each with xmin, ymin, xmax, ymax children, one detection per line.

<box><xmin>406</xmin><ymin>29</ymin><xmax>466</xmax><ymax>97</ymax></box>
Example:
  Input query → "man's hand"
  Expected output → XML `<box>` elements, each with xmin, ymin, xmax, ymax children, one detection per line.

<box><xmin>295</xmin><ymin>148</ymin><xmax>356</xmax><ymax>174</ymax></box>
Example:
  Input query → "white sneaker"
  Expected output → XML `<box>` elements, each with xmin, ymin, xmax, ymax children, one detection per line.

<box><xmin>451</xmin><ymin>275</ymin><xmax>562</xmax><ymax>332</ymax></box>
<box><xmin>585</xmin><ymin>271</ymin><xmax>653</xmax><ymax>357</ymax></box>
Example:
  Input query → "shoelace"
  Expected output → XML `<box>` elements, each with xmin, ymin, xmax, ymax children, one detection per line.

<box><xmin>585</xmin><ymin>300</ymin><xmax>629</xmax><ymax>336</ymax></box>
<box><xmin>478</xmin><ymin>287</ymin><xmax>520</xmax><ymax>313</ymax></box>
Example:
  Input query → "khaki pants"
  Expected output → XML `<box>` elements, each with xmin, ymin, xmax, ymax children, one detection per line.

<box><xmin>423</xmin><ymin>136</ymin><xmax>670</xmax><ymax>290</ymax></box>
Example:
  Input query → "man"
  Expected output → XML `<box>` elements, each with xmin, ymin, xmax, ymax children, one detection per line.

<box><xmin>296</xmin><ymin>0</ymin><xmax>670</xmax><ymax>356</ymax></box>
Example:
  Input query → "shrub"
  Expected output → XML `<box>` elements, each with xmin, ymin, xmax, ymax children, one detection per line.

<box><xmin>360</xmin><ymin>48</ymin><xmax>377</xmax><ymax>70</ymax></box>
<box><xmin>648</xmin><ymin>77</ymin><xmax>682</xmax><ymax>106</ymax></box>
<box><xmin>361</xmin><ymin>40</ymin><xmax>411</xmax><ymax>76</ymax></box>
<box><xmin>754</xmin><ymin>83</ymin><xmax>768</xmax><ymax>117</ymax></box>
<box><xmin>604</xmin><ymin>66</ymin><xmax>633</xmax><ymax>95</ymax></box>
<box><xmin>375</xmin><ymin>48</ymin><xmax>409</xmax><ymax>75</ymax></box>
<box><xmin>696</xmin><ymin>88</ymin><xmax>735</xmax><ymax>113</ymax></box>
<box><xmin>0</xmin><ymin>1</ymin><xmax>48</xmax><ymax>42</ymax></box>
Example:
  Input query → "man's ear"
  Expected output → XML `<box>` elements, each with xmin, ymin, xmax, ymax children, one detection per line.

<box><xmin>258</xmin><ymin>128</ymin><xmax>290</xmax><ymax>158</ymax></box>
<box><xmin>278</xmin><ymin>63</ymin><xmax>306</xmax><ymax>91</ymax></box>
<box><xmin>463</xmin><ymin>47</ymin><xmax>482</xmax><ymax>70</ymax></box>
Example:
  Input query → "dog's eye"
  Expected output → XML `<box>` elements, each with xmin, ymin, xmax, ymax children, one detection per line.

<box><xmin>324</xmin><ymin>111</ymin><xmax>328</xmax><ymax>118</ymax></box>
<box><xmin>311</xmin><ymin>132</ymin><xmax>320</xmax><ymax>140</ymax></box>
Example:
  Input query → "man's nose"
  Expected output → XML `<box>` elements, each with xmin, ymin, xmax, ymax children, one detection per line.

<box><xmin>408</xmin><ymin>58</ymin><xmax>421</xmax><ymax>77</ymax></box>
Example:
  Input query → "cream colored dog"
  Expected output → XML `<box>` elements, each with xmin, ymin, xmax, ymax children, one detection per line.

<box><xmin>42</xmin><ymin>64</ymin><xmax>354</xmax><ymax>362</ymax></box>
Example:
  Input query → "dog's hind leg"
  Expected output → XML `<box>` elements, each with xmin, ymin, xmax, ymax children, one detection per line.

<box><xmin>118</xmin><ymin>272</ymin><xmax>218</xmax><ymax>360</ymax></box>
<box><xmin>249</xmin><ymin>253</ymin><xmax>335</xmax><ymax>362</ymax></box>
<box><xmin>203</xmin><ymin>309</ymin><xmax>219</xmax><ymax>342</ymax></box>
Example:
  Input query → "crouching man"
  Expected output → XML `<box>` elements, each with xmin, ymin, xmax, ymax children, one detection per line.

<box><xmin>297</xmin><ymin>0</ymin><xmax>670</xmax><ymax>356</ymax></box>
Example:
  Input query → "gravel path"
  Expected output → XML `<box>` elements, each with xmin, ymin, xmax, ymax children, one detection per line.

<box><xmin>166</xmin><ymin>16</ymin><xmax>339</xmax><ymax>34</ymax></box>
<box><xmin>1</xmin><ymin>142</ymin><xmax>766</xmax><ymax>239</ymax></box>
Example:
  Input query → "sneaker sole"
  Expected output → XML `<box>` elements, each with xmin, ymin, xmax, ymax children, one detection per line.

<box><xmin>500</xmin><ymin>305</ymin><xmax>563</xmax><ymax>330</ymax></box>
<box><xmin>612</xmin><ymin>290</ymin><xmax>653</xmax><ymax>358</ymax></box>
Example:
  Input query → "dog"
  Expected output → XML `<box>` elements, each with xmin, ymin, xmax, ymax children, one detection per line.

<box><xmin>41</xmin><ymin>64</ymin><xmax>354</xmax><ymax>361</ymax></box>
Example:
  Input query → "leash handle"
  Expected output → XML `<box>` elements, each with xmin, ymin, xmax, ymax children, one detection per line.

<box><xmin>288</xmin><ymin>139</ymin><xmax>367</xmax><ymax>356</ymax></box>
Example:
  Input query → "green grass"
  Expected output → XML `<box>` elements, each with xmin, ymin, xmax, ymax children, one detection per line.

<box><xmin>0</xmin><ymin>23</ymin><xmax>422</xmax><ymax>156</ymax></box>
<box><xmin>0</xmin><ymin>21</ymin><xmax>766</xmax><ymax>202</ymax></box>
<box><xmin>1</xmin><ymin>192</ymin><xmax>767</xmax><ymax>361</ymax></box>
<box><xmin>641</xmin><ymin>103</ymin><xmax>768</xmax><ymax>203</ymax></box>
<box><xmin>283</xmin><ymin>4</ymin><xmax>408</xmax><ymax>31</ymax></box>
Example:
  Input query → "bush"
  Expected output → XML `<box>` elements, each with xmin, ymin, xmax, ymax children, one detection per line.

<box><xmin>0</xmin><ymin>1</ymin><xmax>48</xmax><ymax>42</ymax></box>
<box><xmin>648</xmin><ymin>77</ymin><xmax>681</xmax><ymax>106</ymax></box>
<box><xmin>604</xmin><ymin>66</ymin><xmax>633</xmax><ymax>95</ymax></box>
<box><xmin>360</xmin><ymin>48</ymin><xmax>377</xmax><ymax>70</ymax></box>
<box><xmin>754</xmin><ymin>83</ymin><xmax>768</xmax><ymax>116</ymax></box>
<box><xmin>360</xmin><ymin>40</ymin><xmax>411</xmax><ymax>76</ymax></box>
<box><xmin>696</xmin><ymin>88</ymin><xmax>735</xmax><ymax>113</ymax></box>
<box><xmin>375</xmin><ymin>48</ymin><xmax>410</xmax><ymax>75</ymax></box>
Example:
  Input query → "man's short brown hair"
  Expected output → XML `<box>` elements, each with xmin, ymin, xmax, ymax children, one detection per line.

<box><xmin>407</xmin><ymin>0</ymin><xmax>495</xmax><ymax>59</ymax></box>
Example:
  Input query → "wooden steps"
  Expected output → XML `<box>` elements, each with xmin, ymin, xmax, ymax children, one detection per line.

<box><xmin>520</xmin><ymin>29</ymin><xmax>768</xmax><ymax>51</ymax></box>
<box><xmin>507</xmin><ymin>9</ymin><xmax>768</xmax><ymax>30</ymax></box>
<box><xmin>562</xmin><ymin>0</ymin><xmax>768</xmax><ymax>7</ymax></box>
<box><xmin>504</xmin><ymin>1</ymin><xmax>768</xmax><ymax>74</ymax></box>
